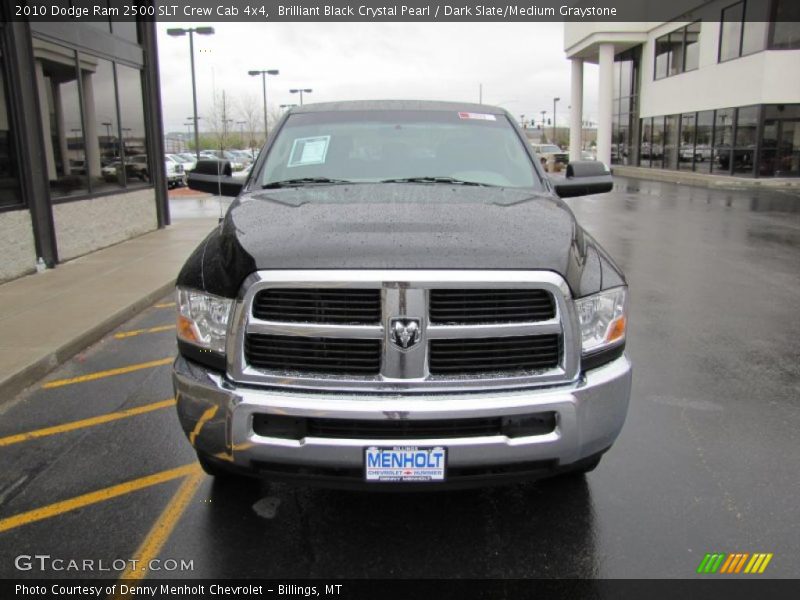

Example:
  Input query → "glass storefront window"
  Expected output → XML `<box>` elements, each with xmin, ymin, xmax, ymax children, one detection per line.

<box><xmin>83</xmin><ymin>56</ymin><xmax>124</xmax><ymax>192</ymax></box>
<box><xmin>719</xmin><ymin>2</ymin><xmax>744</xmax><ymax>61</ymax></box>
<box><xmin>735</xmin><ymin>106</ymin><xmax>759</xmax><ymax>147</ymax></box>
<box><xmin>654</xmin><ymin>35</ymin><xmax>670</xmax><ymax>80</ymax></box>
<box><xmin>770</xmin><ymin>0</ymin><xmax>800</xmax><ymax>49</ymax></box>
<box><xmin>695</xmin><ymin>111</ymin><xmax>714</xmax><ymax>173</ymax></box>
<box><xmin>116</xmin><ymin>64</ymin><xmax>149</xmax><ymax>185</ymax></box>
<box><xmin>684</xmin><ymin>22</ymin><xmax>701</xmax><ymax>71</ymax></box>
<box><xmin>668</xmin><ymin>31</ymin><xmax>685</xmax><ymax>76</ymax></box>
<box><xmin>713</xmin><ymin>108</ymin><xmax>735</xmax><ymax>174</ymax></box>
<box><xmin>613</xmin><ymin>47</ymin><xmax>640</xmax><ymax>165</ymax></box>
<box><xmin>655</xmin><ymin>21</ymin><xmax>701</xmax><ymax>79</ymax></box>
<box><xmin>733</xmin><ymin>106</ymin><xmax>758</xmax><ymax>175</ymax></box>
<box><xmin>652</xmin><ymin>117</ymin><xmax>665</xmax><ymax>169</ymax></box>
<box><xmin>760</xmin><ymin>105</ymin><xmax>800</xmax><ymax>177</ymax></box>
<box><xmin>0</xmin><ymin>40</ymin><xmax>22</xmax><ymax>208</ymax></box>
<box><xmin>765</xmin><ymin>105</ymin><xmax>800</xmax><ymax>120</ymax></box>
<box><xmin>679</xmin><ymin>113</ymin><xmax>696</xmax><ymax>171</ymax></box>
<box><xmin>33</xmin><ymin>40</ymin><xmax>89</xmax><ymax>198</ymax></box>
<box><xmin>664</xmin><ymin>114</ymin><xmax>679</xmax><ymax>170</ymax></box>
<box><xmin>640</xmin><ymin>118</ymin><xmax>652</xmax><ymax>167</ymax></box>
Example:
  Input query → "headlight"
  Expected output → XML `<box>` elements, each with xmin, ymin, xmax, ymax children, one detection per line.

<box><xmin>575</xmin><ymin>286</ymin><xmax>628</xmax><ymax>354</ymax></box>
<box><xmin>176</xmin><ymin>288</ymin><xmax>234</xmax><ymax>354</ymax></box>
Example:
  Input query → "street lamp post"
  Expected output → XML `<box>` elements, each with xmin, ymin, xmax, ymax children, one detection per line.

<box><xmin>167</xmin><ymin>26</ymin><xmax>215</xmax><ymax>161</ymax></box>
<box><xmin>248</xmin><ymin>69</ymin><xmax>279</xmax><ymax>142</ymax></box>
<box><xmin>553</xmin><ymin>97</ymin><xmax>560</xmax><ymax>146</ymax></box>
<box><xmin>289</xmin><ymin>88</ymin><xmax>312</xmax><ymax>106</ymax></box>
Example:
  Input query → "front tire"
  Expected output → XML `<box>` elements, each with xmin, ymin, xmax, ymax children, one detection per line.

<box><xmin>197</xmin><ymin>452</ymin><xmax>241</xmax><ymax>480</ymax></box>
<box><xmin>557</xmin><ymin>454</ymin><xmax>602</xmax><ymax>479</ymax></box>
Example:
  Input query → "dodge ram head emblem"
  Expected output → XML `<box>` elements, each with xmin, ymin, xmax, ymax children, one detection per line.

<box><xmin>389</xmin><ymin>318</ymin><xmax>422</xmax><ymax>350</ymax></box>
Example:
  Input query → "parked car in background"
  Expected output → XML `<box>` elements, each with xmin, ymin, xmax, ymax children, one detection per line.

<box><xmin>232</xmin><ymin>150</ymin><xmax>257</xmax><ymax>166</ymax></box>
<box><xmin>200</xmin><ymin>150</ymin><xmax>246</xmax><ymax>171</ymax></box>
<box><xmin>170</xmin><ymin>153</ymin><xmax>197</xmax><ymax>173</ymax></box>
<box><xmin>164</xmin><ymin>156</ymin><xmax>185</xmax><ymax>188</ymax></box>
<box><xmin>126</xmin><ymin>154</ymin><xmax>149</xmax><ymax>182</ymax></box>
<box><xmin>530</xmin><ymin>143</ymin><xmax>569</xmax><ymax>169</ymax></box>
<box><xmin>101</xmin><ymin>161</ymin><xmax>123</xmax><ymax>183</ymax></box>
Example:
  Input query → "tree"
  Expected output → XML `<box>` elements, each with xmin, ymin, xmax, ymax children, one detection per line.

<box><xmin>204</xmin><ymin>90</ymin><xmax>234</xmax><ymax>150</ymax></box>
<box><xmin>236</xmin><ymin>92</ymin><xmax>262</xmax><ymax>149</ymax></box>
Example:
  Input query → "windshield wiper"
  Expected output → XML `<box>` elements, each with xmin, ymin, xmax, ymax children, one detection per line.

<box><xmin>378</xmin><ymin>176</ymin><xmax>492</xmax><ymax>187</ymax></box>
<box><xmin>262</xmin><ymin>177</ymin><xmax>352</xmax><ymax>189</ymax></box>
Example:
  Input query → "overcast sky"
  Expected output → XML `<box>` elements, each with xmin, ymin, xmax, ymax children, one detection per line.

<box><xmin>156</xmin><ymin>22</ymin><xmax>599</xmax><ymax>135</ymax></box>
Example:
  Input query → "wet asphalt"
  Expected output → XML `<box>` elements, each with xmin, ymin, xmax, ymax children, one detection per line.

<box><xmin>0</xmin><ymin>177</ymin><xmax>798</xmax><ymax>580</ymax></box>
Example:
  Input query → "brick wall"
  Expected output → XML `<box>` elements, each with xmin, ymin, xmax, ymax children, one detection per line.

<box><xmin>53</xmin><ymin>188</ymin><xmax>158</xmax><ymax>262</ymax></box>
<box><xmin>0</xmin><ymin>209</ymin><xmax>37</xmax><ymax>283</ymax></box>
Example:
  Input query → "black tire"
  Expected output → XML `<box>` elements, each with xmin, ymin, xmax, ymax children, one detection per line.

<box><xmin>197</xmin><ymin>452</ymin><xmax>240</xmax><ymax>480</ymax></box>
<box><xmin>558</xmin><ymin>454</ymin><xmax>602</xmax><ymax>478</ymax></box>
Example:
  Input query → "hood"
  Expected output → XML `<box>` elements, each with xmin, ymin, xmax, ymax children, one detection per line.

<box><xmin>178</xmin><ymin>183</ymin><xmax>621</xmax><ymax>298</ymax></box>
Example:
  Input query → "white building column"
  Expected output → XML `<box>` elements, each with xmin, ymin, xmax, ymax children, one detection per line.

<box><xmin>52</xmin><ymin>80</ymin><xmax>71</xmax><ymax>176</ymax></box>
<box><xmin>569</xmin><ymin>58</ymin><xmax>584</xmax><ymax>162</ymax></box>
<box><xmin>34</xmin><ymin>60</ymin><xmax>57</xmax><ymax>180</ymax></box>
<box><xmin>597</xmin><ymin>43</ymin><xmax>615</xmax><ymax>168</ymax></box>
<box><xmin>81</xmin><ymin>69</ymin><xmax>102</xmax><ymax>179</ymax></box>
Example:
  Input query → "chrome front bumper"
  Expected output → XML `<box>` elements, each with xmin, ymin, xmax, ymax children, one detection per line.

<box><xmin>173</xmin><ymin>356</ymin><xmax>631</xmax><ymax>482</ymax></box>
<box><xmin>173</xmin><ymin>355</ymin><xmax>631</xmax><ymax>483</ymax></box>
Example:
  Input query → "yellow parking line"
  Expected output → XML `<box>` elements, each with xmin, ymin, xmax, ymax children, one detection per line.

<box><xmin>114</xmin><ymin>325</ymin><xmax>176</xmax><ymax>340</ymax></box>
<box><xmin>0</xmin><ymin>464</ymin><xmax>196</xmax><ymax>534</ymax></box>
<box><xmin>0</xmin><ymin>399</ymin><xmax>176</xmax><ymax>448</ymax></box>
<box><xmin>189</xmin><ymin>405</ymin><xmax>218</xmax><ymax>446</ymax></box>
<box><xmin>42</xmin><ymin>357</ymin><xmax>173</xmax><ymax>389</ymax></box>
<box><xmin>153</xmin><ymin>302</ymin><xmax>175</xmax><ymax>309</ymax></box>
<box><xmin>116</xmin><ymin>466</ymin><xmax>204</xmax><ymax>587</ymax></box>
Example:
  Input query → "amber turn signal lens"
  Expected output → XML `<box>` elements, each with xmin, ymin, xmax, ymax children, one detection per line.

<box><xmin>177</xmin><ymin>315</ymin><xmax>199</xmax><ymax>343</ymax></box>
<box><xmin>607</xmin><ymin>316</ymin><xmax>626</xmax><ymax>342</ymax></box>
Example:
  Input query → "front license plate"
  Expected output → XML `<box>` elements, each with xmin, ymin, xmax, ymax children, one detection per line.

<box><xmin>364</xmin><ymin>446</ymin><xmax>447</xmax><ymax>482</ymax></box>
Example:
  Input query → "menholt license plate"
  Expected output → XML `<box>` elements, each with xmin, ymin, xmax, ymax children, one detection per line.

<box><xmin>364</xmin><ymin>446</ymin><xmax>447</xmax><ymax>482</ymax></box>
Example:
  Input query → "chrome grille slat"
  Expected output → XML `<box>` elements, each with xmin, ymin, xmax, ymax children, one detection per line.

<box><xmin>430</xmin><ymin>288</ymin><xmax>555</xmax><ymax>324</ymax></box>
<box><xmin>252</xmin><ymin>288</ymin><xmax>381</xmax><ymax>324</ymax></box>
<box><xmin>229</xmin><ymin>270</ymin><xmax>580</xmax><ymax>393</ymax></box>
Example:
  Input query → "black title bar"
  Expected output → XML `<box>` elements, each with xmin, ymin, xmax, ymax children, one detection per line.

<box><xmin>6</xmin><ymin>0</ymin><xmax>795</xmax><ymax>22</ymax></box>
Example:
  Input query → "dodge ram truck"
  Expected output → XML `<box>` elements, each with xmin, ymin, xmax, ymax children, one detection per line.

<box><xmin>175</xmin><ymin>100</ymin><xmax>631</xmax><ymax>488</ymax></box>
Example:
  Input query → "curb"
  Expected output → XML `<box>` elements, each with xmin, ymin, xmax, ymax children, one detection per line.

<box><xmin>611</xmin><ymin>166</ymin><xmax>800</xmax><ymax>191</ymax></box>
<box><xmin>0</xmin><ymin>280</ymin><xmax>176</xmax><ymax>403</ymax></box>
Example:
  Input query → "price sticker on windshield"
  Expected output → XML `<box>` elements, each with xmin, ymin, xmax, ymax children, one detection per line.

<box><xmin>288</xmin><ymin>135</ymin><xmax>330</xmax><ymax>167</ymax></box>
<box><xmin>458</xmin><ymin>112</ymin><xmax>496</xmax><ymax>121</ymax></box>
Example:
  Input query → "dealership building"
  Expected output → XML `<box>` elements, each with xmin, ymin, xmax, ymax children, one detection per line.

<box><xmin>0</xmin><ymin>14</ymin><xmax>167</xmax><ymax>282</ymax></box>
<box><xmin>564</xmin><ymin>0</ymin><xmax>800</xmax><ymax>177</ymax></box>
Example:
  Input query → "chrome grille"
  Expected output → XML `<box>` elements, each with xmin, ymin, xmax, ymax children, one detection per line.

<box><xmin>429</xmin><ymin>335</ymin><xmax>560</xmax><ymax>375</ymax></box>
<box><xmin>252</xmin><ymin>288</ymin><xmax>381</xmax><ymax>324</ymax></box>
<box><xmin>228</xmin><ymin>271</ymin><xmax>579</xmax><ymax>392</ymax></box>
<box><xmin>429</xmin><ymin>289</ymin><xmax>555</xmax><ymax>324</ymax></box>
<box><xmin>245</xmin><ymin>334</ymin><xmax>381</xmax><ymax>375</ymax></box>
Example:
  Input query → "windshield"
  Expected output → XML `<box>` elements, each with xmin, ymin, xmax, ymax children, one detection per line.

<box><xmin>536</xmin><ymin>145</ymin><xmax>561</xmax><ymax>153</ymax></box>
<box><xmin>258</xmin><ymin>109</ymin><xmax>540</xmax><ymax>189</ymax></box>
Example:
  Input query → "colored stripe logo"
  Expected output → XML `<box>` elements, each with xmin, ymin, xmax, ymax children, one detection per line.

<box><xmin>697</xmin><ymin>552</ymin><xmax>773</xmax><ymax>574</ymax></box>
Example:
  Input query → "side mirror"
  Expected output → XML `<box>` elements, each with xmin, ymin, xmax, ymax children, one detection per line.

<box><xmin>551</xmin><ymin>161</ymin><xmax>613</xmax><ymax>198</ymax></box>
<box><xmin>187</xmin><ymin>159</ymin><xmax>244</xmax><ymax>197</ymax></box>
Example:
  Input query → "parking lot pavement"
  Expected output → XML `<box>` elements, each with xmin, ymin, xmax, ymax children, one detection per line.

<box><xmin>0</xmin><ymin>177</ymin><xmax>798</xmax><ymax>580</ymax></box>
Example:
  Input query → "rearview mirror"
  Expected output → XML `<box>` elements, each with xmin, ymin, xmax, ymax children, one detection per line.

<box><xmin>187</xmin><ymin>159</ymin><xmax>244</xmax><ymax>197</ymax></box>
<box><xmin>551</xmin><ymin>161</ymin><xmax>613</xmax><ymax>198</ymax></box>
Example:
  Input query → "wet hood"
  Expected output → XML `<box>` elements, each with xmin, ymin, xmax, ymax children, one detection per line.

<box><xmin>178</xmin><ymin>183</ymin><xmax>624</xmax><ymax>298</ymax></box>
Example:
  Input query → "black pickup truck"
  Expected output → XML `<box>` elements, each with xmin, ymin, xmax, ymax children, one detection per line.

<box><xmin>174</xmin><ymin>100</ymin><xmax>631</xmax><ymax>489</ymax></box>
